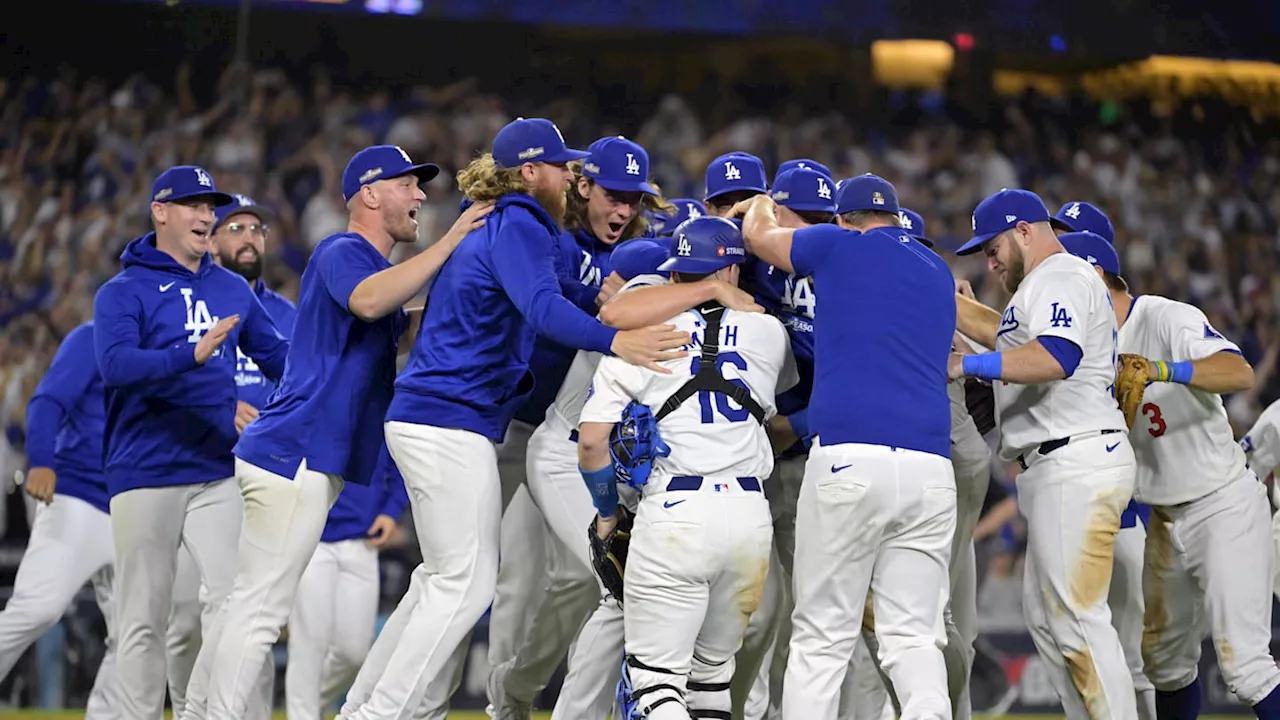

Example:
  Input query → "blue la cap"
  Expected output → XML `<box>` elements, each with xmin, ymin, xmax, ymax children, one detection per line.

<box><xmin>1051</xmin><ymin>201</ymin><xmax>1115</xmax><ymax>244</ymax></box>
<box><xmin>582</xmin><ymin>137</ymin><xmax>658</xmax><ymax>196</ymax></box>
<box><xmin>1058</xmin><ymin>230</ymin><xmax>1121</xmax><ymax>276</ymax></box>
<box><xmin>649</xmin><ymin>198</ymin><xmax>707</xmax><ymax>237</ymax></box>
<box><xmin>342</xmin><ymin>145</ymin><xmax>440</xmax><ymax>203</ymax></box>
<box><xmin>898</xmin><ymin>208</ymin><xmax>933</xmax><ymax>248</ymax></box>
<box><xmin>834</xmin><ymin>173</ymin><xmax>899</xmax><ymax>215</ymax></box>
<box><xmin>704</xmin><ymin>152</ymin><xmax>768</xmax><ymax>202</ymax></box>
<box><xmin>955</xmin><ymin>189</ymin><xmax>1052</xmax><ymax>256</ymax></box>
<box><xmin>492</xmin><ymin>118</ymin><xmax>589</xmax><ymax>169</ymax></box>
<box><xmin>776</xmin><ymin>158</ymin><xmax>833</xmax><ymax>182</ymax></box>
<box><xmin>150</xmin><ymin>165</ymin><xmax>234</xmax><ymax>207</ymax></box>
<box><xmin>611</xmin><ymin>238</ymin><xmax>671</xmax><ymax>281</ymax></box>
<box><xmin>771</xmin><ymin>168</ymin><xmax>836</xmax><ymax>214</ymax></box>
<box><xmin>658</xmin><ymin>216</ymin><xmax>746</xmax><ymax>274</ymax></box>
<box><xmin>213</xmin><ymin>193</ymin><xmax>275</xmax><ymax>232</ymax></box>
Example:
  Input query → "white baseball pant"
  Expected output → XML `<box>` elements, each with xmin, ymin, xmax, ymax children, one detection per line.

<box><xmin>1111</xmin><ymin>522</ymin><xmax>1156</xmax><ymax>720</ymax></box>
<box><xmin>784</xmin><ymin>442</ymin><xmax>956</xmax><ymax>720</ymax></box>
<box><xmin>0</xmin><ymin>495</ymin><xmax>120</xmax><ymax>720</ymax></box>
<box><xmin>110</xmin><ymin>479</ymin><xmax>242</xmax><ymax>720</ymax></box>
<box><xmin>495</xmin><ymin>419</ymin><xmax>612</xmax><ymax>709</ymax></box>
<box><xmin>286</xmin><ymin>538</ymin><xmax>380</xmax><ymax>719</ymax></box>
<box><xmin>168</xmin><ymin>545</ymin><xmax>276</xmax><ymax>720</ymax></box>
<box><xmin>551</xmin><ymin>595</ymin><xmax>626</xmax><ymax>720</ymax></box>
<box><xmin>622</xmin><ymin>484</ymin><xmax>774</xmax><ymax>720</ymax></box>
<box><xmin>340</xmin><ymin>422</ymin><xmax>502</xmax><ymax>720</ymax></box>
<box><xmin>1017</xmin><ymin>433</ymin><xmax>1138</xmax><ymax>720</ymax></box>
<box><xmin>1272</xmin><ymin>482</ymin><xmax>1280</xmax><ymax>602</ymax></box>
<box><xmin>1143</xmin><ymin>473</ymin><xmax>1280</xmax><ymax>705</ymax></box>
<box><xmin>182</xmin><ymin>459</ymin><xmax>342</xmax><ymax>720</ymax></box>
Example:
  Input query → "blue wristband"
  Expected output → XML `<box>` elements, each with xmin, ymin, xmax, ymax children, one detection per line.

<box><xmin>580</xmin><ymin>465</ymin><xmax>619</xmax><ymax>517</ymax></box>
<box><xmin>787</xmin><ymin>409</ymin><xmax>810</xmax><ymax>442</ymax></box>
<box><xmin>1170</xmin><ymin>360</ymin><xmax>1193</xmax><ymax>385</ymax></box>
<box><xmin>963</xmin><ymin>352</ymin><xmax>1003</xmax><ymax>382</ymax></box>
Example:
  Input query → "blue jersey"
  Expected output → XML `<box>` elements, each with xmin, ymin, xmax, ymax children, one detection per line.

<box><xmin>235</xmin><ymin>282</ymin><xmax>298</xmax><ymax>409</ymax></box>
<box><xmin>93</xmin><ymin>234</ymin><xmax>289</xmax><ymax>496</ymax></box>
<box><xmin>321</xmin><ymin>445</ymin><xmax>410</xmax><ymax>543</ymax></box>
<box><xmin>514</xmin><ymin>227</ymin><xmax>615</xmax><ymax>427</ymax></box>
<box><xmin>747</xmin><ymin>257</ymin><xmax>816</xmax><ymax>417</ymax></box>
<box><xmin>388</xmin><ymin>193</ymin><xmax>617</xmax><ymax>442</ymax></box>
<box><xmin>25</xmin><ymin>323</ymin><xmax>109</xmax><ymax>512</ymax></box>
<box><xmin>235</xmin><ymin>233</ymin><xmax>407</xmax><ymax>487</ymax></box>
<box><xmin>790</xmin><ymin>224</ymin><xmax>955</xmax><ymax>459</ymax></box>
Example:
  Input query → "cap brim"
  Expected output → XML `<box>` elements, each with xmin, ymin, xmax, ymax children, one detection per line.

<box><xmin>169</xmin><ymin>191</ymin><xmax>236</xmax><ymax>207</ymax></box>
<box><xmin>1050</xmin><ymin>216</ymin><xmax>1076</xmax><ymax>232</ymax></box>
<box><xmin>543</xmin><ymin>148</ymin><xmax>591</xmax><ymax>163</ymax></box>
<box><xmin>705</xmin><ymin>185</ymin><xmax>768</xmax><ymax>201</ymax></box>
<box><xmin>910</xmin><ymin>233</ymin><xmax>935</xmax><ymax>248</ymax></box>
<box><xmin>594</xmin><ymin>177</ymin><xmax>659</xmax><ymax>196</ymax></box>
<box><xmin>778</xmin><ymin>200</ymin><xmax>836</xmax><ymax>213</ymax></box>
<box><xmin>955</xmin><ymin>232</ymin><xmax>998</xmax><ymax>256</ymax></box>
<box><xmin>392</xmin><ymin>163</ymin><xmax>441</xmax><ymax>185</ymax></box>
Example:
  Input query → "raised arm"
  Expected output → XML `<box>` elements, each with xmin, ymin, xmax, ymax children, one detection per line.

<box><xmin>955</xmin><ymin>293</ymin><xmax>1001</xmax><ymax>351</ymax></box>
<box><xmin>94</xmin><ymin>283</ymin><xmax>205</xmax><ymax>388</ymax></box>
<box><xmin>740</xmin><ymin>195</ymin><xmax>796</xmax><ymax>273</ymax></box>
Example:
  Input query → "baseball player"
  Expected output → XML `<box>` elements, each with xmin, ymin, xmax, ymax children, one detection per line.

<box><xmin>1050</xmin><ymin>201</ymin><xmax>1155</xmax><ymax>720</ymax></box>
<box><xmin>1241</xmin><ymin>400</ymin><xmax>1280</xmax><ymax>600</ymax></box>
<box><xmin>949</xmin><ymin>189</ymin><xmax>1137</xmax><ymax>720</ymax></box>
<box><xmin>647</xmin><ymin>198</ymin><xmax>706</xmax><ymax>237</ymax></box>
<box><xmin>741</xmin><ymin>175</ymin><xmax>958</xmax><ymax>719</ymax></box>
<box><xmin>286</xmin><ymin>445</ymin><xmax>409</xmax><ymax>719</ymax></box>
<box><xmin>1061</xmin><ymin>231</ymin><xmax>1280</xmax><ymax>719</ymax></box>
<box><xmin>1</xmin><ymin>322</ymin><xmax>119</xmax><ymax>719</ymax></box>
<box><xmin>489</xmin><ymin>136</ymin><xmax>671</xmax><ymax>717</ymax></box>
<box><xmin>335</xmin><ymin>118</ymin><xmax>686</xmax><ymax>720</ymax></box>
<box><xmin>180</xmin><ymin>145</ymin><xmax>487</xmax><ymax>720</ymax></box>
<box><xmin>93</xmin><ymin>165</ymin><xmax>290</xmax><ymax>720</ymax></box>
<box><xmin>580</xmin><ymin>215</ymin><xmax>796</xmax><ymax>720</ymax></box>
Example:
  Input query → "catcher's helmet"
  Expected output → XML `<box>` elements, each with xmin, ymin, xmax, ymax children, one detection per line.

<box><xmin>609</xmin><ymin>401</ymin><xmax>671</xmax><ymax>490</ymax></box>
<box><xmin>658</xmin><ymin>216</ymin><xmax>746</xmax><ymax>274</ymax></box>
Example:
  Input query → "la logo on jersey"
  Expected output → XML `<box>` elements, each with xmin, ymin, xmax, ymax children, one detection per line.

<box><xmin>625</xmin><ymin>153</ymin><xmax>641</xmax><ymax>176</ymax></box>
<box><xmin>181</xmin><ymin>287</ymin><xmax>221</xmax><ymax>349</ymax></box>
<box><xmin>1049</xmin><ymin>302</ymin><xmax>1073</xmax><ymax>328</ymax></box>
<box><xmin>579</xmin><ymin>250</ymin><xmax>602</xmax><ymax>287</ymax></box>
<box><xmin>676</xmin><ymin>235</ymin><xmax>693</xmax><ymax>256</ymax></box>
<box><xmin>724</xmin><ymin>162</ymin><xmax>741</xmax><ymax>180</ymax></box>
<box><xmin>817</xmin><ymin>177</ymin><xmax>832</xmax><ymax>199</ymax></box>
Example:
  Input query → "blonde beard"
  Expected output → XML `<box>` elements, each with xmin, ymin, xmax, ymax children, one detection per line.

<box><xmin>532</xmin><ymin>185</ymin><xmax>567</xmax><ymax>228</ymax></box>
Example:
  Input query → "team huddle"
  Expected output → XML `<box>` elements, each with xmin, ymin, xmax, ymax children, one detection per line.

<box><xmin>5</xmin><ymin>114</ymin><xmax>1280</xmax><ymax>720</ymax></box>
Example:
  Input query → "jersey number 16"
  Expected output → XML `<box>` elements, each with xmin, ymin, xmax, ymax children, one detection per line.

<box><xmin>690</xmin><ymin>352</ymin><xmax>751</xmax><ymax>424</ymax></box>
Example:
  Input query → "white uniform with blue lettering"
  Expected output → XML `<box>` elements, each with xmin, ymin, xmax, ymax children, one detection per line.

<box><xmin>1241</xmin><ymin>399</ymin><xmax>1280</xmax><ymax>599</ymax></box>
<box><xmin>1121</xmin><ymin>296</ymin><xmax>1280</xmax><ymax>706</ymax></box>
<box><xmin>993</xmin><ymin>251</ymin><xmax>1137</xmax><ymax>720</ymax></box>
<box><xmin>580</xmin><ymin>305</ymin><xmax>795</xmax><ymax>720</ymax></box>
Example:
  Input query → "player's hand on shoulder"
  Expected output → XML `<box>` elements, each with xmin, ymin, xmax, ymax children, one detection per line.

<box><xmin>714</xmin><ymin>280</ymin><xmax>764</xmax><ymax>314</ymax></box>
<box><xmin>596</xmin><ymin>272</ymin><xmax>626</xmax><ymax>307</ymax></box>
<box><xmin>23</xmin><ymin>466</ymin><xmax>56</xmax><ymax>505</ymax></box>
<box><xmin>234</xmin><ymin>401</ymin><xmax>259</xmax><ymax>434</ymax></box>
<box><xmin>366</xmin><ymin>514</ymin><xmax>399</xmax><ymax>548</ymax></box>
<box><xmin>443</xmin><ymin>200</ymin><xmax>494</xmax><ymax>246</ymax></box>
<box><xmin>194</xmin><ymin>315</ymin><xmax>240</xmax><ymax>365</ymax></box>
<box><xmin>611</xmin><ymin>324</ymin><xmax>690</xmax><ymax>374</ymax></box>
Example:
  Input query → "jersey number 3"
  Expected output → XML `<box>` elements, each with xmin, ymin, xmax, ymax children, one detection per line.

<box><xmin>690</xmin><ymin>352</ymin><xmax>751</xmax><ymax>424</ymax></box>
<box><xmin>1141</xmin><ymin>402</ymin><xmax>1167</xmax><ymax>438</ymax></box>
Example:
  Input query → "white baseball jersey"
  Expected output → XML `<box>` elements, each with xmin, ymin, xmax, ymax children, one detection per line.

<box><xmin>581</xmin><ymin>306</ymin><xmax>796</xmax><ymax>482</ymax></box>
<box><xmin>1119</xmin><ymin>294</ymin><xmax>1247</xmax><ymax>505</ymax></box>
<box><xmin>994</xmin><ymin>252</ymin><xmax>1126</xmax><ymax>461</ymax></box>
<box><xmin>1243</xmin><ymin>399</ymin><xmax>1280</xmax><ymax>481</ymax></box>
<box><xmin>546</xmin><ymin>273</ymin><xmax>668</xmax><ymax>431</ymax></box>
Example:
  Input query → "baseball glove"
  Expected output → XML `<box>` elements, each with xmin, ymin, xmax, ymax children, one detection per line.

<box><xmin>964</xmin><ymin>378</ymin><xmax>997</xmax><ymax>436</ymax></box>
<box><xmin>588</xmin><ymin>506</ymin><xmax>634</xmax><ymax>604</ymax></box>
<box><xmin>1115</xmin><ymin>353</ymin><xmax>1152</xmax><ymax>430</ymax></box>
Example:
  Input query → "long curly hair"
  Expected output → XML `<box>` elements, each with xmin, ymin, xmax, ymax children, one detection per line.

<box><xmin>457</xmin><ymin>154</ymin><xmax>528</xmax><ymax>202</ymax></box>
<box><xmin>562</xmin><ymin>161</ymin><xmax>675</xmax><ymax>240</ymax></box>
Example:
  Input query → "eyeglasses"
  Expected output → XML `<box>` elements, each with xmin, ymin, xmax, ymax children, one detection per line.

<box><xmin>224</xmin><ymin>222</ymin><xmax>270</xmax><ymax>237</ymax></box>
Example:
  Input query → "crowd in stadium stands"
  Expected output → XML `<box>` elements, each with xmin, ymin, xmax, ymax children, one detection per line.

<box><xmin>2</xmin><ymin>62</ymin><xmax>1279</xmax><ymax>627</ymax></box>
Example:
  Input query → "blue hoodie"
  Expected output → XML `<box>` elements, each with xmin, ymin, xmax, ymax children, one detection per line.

<box><xmin>235</xmin><ymin>281</ymin><xmax>298</xmax><ymax>410</ymax></box>
<box><xmin>387</xmin><ymin>193</ymin><xmax>618</xmax><ymax>442</ymax></box>
<box><xmin>235</xmin><ymin>232</ymin><xmax>407</xmax><ymax>487</ymax></box>
<box><xmin>321</xmin><ymin>445</ymin><xmax>411</xmax><ymax>543</ymax></box>
<box><xmin>513</xmin><ymin>227</ymin><xmax>618</xmax><ymax>427</ymax></box>
<box><xmin>25</xmin><ymin>323</ymin><xmax>109</xmax><ymax>512</ymax></box>
<box><xmin>93</xmin><ymin>233</ymin><xmax>289</xmax><ymax>495</ymax></box>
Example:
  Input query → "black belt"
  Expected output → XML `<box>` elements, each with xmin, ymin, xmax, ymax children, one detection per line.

<box><xmin>667</xmin><ymin>476</ymin><xmax>761</xmax><ymax>492</ymax></box>
<box><xmin>1017</xmin><ymin>429</ymin><xmax>1122</xmax><ymax>471</ymax></box>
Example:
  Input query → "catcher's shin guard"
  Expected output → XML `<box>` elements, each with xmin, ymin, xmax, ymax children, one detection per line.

<box><xmin>687</xmin><ymin>653</ymin><xmax>733</xmax><ymax>720</ymax></box>
<box><xmin>619</xmin><ymin>654</ymin><xmax>688</xmax><ymax>720</ymax></box>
